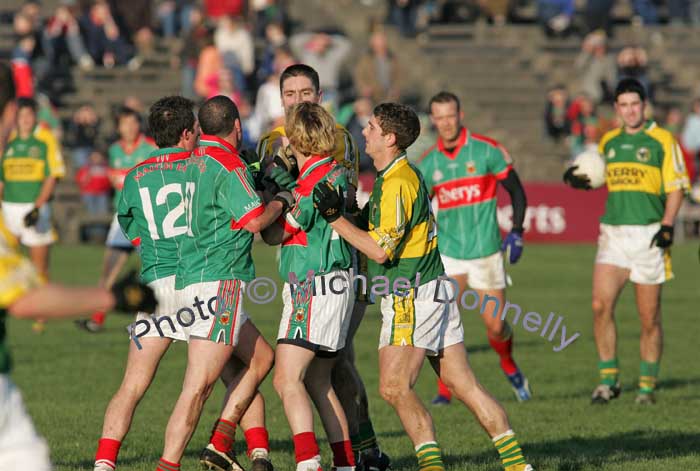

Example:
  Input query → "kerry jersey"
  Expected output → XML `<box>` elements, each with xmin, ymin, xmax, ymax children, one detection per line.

<box><xmin>0</xmin><ymin>135</ymin><xmax>50</xmax><ymax>203</ymax></box>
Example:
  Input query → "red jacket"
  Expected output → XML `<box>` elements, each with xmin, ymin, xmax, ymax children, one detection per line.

<box><xmin>76</xmin><ymin>164</ymin><xmax>112</xmax><ymax>195</ymax></box>
<box><xmin>204</xmin><ymin>0</ymin><xmax>244</xmax><ymax>18</ymax></box>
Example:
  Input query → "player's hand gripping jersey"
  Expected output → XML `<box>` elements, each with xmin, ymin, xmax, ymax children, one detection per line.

<box><xmin>417</xmin><ymin>128</ymin><xmax>512</xmax><ymax>260</ymax></box>
<box><xmin>598</xmin><ymin>120</ymin><xmax>690</xmax><ymax>225</ymax></box>
<box><xmin>117</xmin><ymin>147</ymin><xmax>192</xmax><ymax>283</ymax></box>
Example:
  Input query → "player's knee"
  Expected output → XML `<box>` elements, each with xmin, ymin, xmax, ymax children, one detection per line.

<box><xmin>591</xmin><ymin>297</ymin><xmax>608</xmax><ymax>316</ymax></box>
<box><xmin>272</xmin><ymin>369</ymin><xmax>300</xmax><ymax>397</ymax></box>
<box><xmin>251</xmin><ymin>344</ymin><xmax>275</xmax><ymax>378</ymax></box>
<box><xmin>379</xmin><ymin>379</ymin><xmax>409</xmax><ymax>405</ymax></box>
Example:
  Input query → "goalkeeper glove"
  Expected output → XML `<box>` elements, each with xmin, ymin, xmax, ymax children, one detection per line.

<box><xmin>111</xmin><ymin>270</ymin><xmax>157</xmax><ymax>313</ymax></box>
<box><xmin>268</xmin><ymin>166</ymin><xmax>297</xmax><ymax>191</ymax></box>
<box><xmin>650</xmin><ymin>224</ymin><xmax>674</xmax><ymax>249</ymax></box>
<box><xmin>501</xmin><ymin>228</ymin><xmax>524</xmax><ymax>264</ymax></box>
<box><xmin>313</xmin><ymin>181</ymin><xmax>344</xmax><ymax>223</ymax></box>
<box><xmin>273</xmin><ymin>146</ymin><xmax>299</xmax><ymax>179</ymax></box>
<box><xmin>563</xmin><ymin>166</ymin><xmax>592</xmax><ymax>190</ymax></box>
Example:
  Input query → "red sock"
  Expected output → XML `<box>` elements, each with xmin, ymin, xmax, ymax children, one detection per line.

<box><xmin>210</xmin><ymin>418</ymin><xmax>236</xmax><ymax>453</ymax></box>
<box><xmin>331</xmin><ymin>440</ymin><xmax>356</xmax><ymax>467</ymax></box>
<box><xmin>244</xmin><ymin>427</ymin><xmax>270</xmax><ymax>456</ymax></box>
<box><xmin>91</xmin><ymin>311</ymin><xmax>106</xmax><ymax>325</ymax></box>
<box><xmin>293</xmin><ymin>432</ymin><xmax>320</xmax><ymax>463</ymax></box>
<box><xmin>95</xmin><ymin>438</ymin><xmax>121</xmax><ymax>469</ymax></box>
<box><xmin>488</xmin><ymin>332</ymin><xmax>518</xmax><ymax>375</ymax></box>
<box><xmin>155</xmin><ymin>458</ymin><xmax>180</xmax><ymax>471</ymax></box>
<box><xmin>437</xmin><ymin>378</ymin><xmax>452</xmax><ymax>400</ymax></box>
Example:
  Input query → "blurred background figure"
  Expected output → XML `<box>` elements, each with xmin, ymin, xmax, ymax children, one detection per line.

<box><xmin>575</xmin><ymin>30</ymin><xmax>616</xmax><ymax>104</ymax></box>
<box><xmin>354</xmin><ymin>25</ymin><xmax>403</xmax><ymax>104</ymax></box>
<box><xmin>544</xmin><ymin>84</ymin><xmax>570</xmax><ymax>142</ymax></box>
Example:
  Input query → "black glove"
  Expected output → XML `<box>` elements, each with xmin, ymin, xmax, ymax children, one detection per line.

<box><xmin>313</xmin><ymin>181</ymin><xmax>344</xmax><ymax>223</ymax></box>
<box><xmin>650</xmin><ymin>224</ymin><xmax>674</xmax><ymax>249</ymax></box>
<box><xmin>24</xmin><ymin>207</ymin><xmax>40</xmax><ymax>227</ymax></box>
<box><xmin>111</xmin><ymin>270</ymin><xmax>157</xmax><ymax>313</ymax></box>
<box><xmin>273</xmin><ymin>146</ymin><xmax>299</xmax><ymax>179</ymax></box>
<box><xmin>239</xmin><ymin>148</ymin><xmax>264</xmax><ymax>191</ymax></box>
<box><xmin>272</xmin><ymin>190</ymin><xmax>295</xmax><ymax>213</ymax></box>
<box><xmin>563</xmin><ymin>166</ymin><xmax>592</xmax><ymax>190</ymax></box>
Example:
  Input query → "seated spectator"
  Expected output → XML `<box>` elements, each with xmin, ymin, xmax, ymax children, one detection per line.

<box><xmin>387</xmin><ymin>0</ymin><xmax>422</xmax><ymax>38</ymax></box>
<box><xmin>290</xmin><ymin>30</ymin><xmax>352</xmax><ymax>110</ymax></box>
<box><xmin>67</xmin><ymin>104</ymin><xmax>101</xmax><ymax>169</ymax></box>
<box><xmin>157</xmin><ymin>0</ymin><xmax>197</xmax><ymax>38</ymax></box>
<box><xmin>632</xmin><ymin>0</ymin><xmax>658</xmax><ymax>24</ymax></box>
<box><xmin>257</xmin><ymin>21</ymin><xmax>288</xmax><ymax>82</ymax></box>
<box><xmin>11</xmin><ymin>12</ymin><xmax>42</xmax><ymax>97</ymax></box>
<box><xmin>544</xmin><ymin>84</ymin><xmax>570</xmax><ymax>141</ymax></box>
<box><xmin>215</xmin><ymin>15</ymin><xmax>255</xmax><ymax>94</ymax></box>
<box><xmin>79</xmin><ymin>0</ymin><xmax>134</xmax><ymax>68</ymax></box>
<box><xmin>682</xmin><ymin>98</ymin><xmax>700</xmax><ymax>182</ymax></box>
<box><xmin>248</xmin><ymin>46</ymin><xmax>294</xmax><ymax>140</ymax></box>
<box><xmin>109</xmin><ymin>0</ymin><xmax>155</xmax><ymax>70</ymax></box>
<box><xmin>354</xmin><ymin>26</ymin><xmax>403</xmax><ymax>103</ymax></box>
<box><xmin>251</xmin><ymin>0</ymin><xmax>287</xmax><ymax>38</ymax></box>
<box><xmin>44</xmin><ymin>2</ymin><xmax>94</xmax><ymax>71</ymax></box>
<box><xmin>175</xmin><ymin>6</ymin><xmax>208</xmax><ymax>99</ymax></box>
<box><xmin>537</xmin><ymin>0</ymin><xmax>574</xmax><ymax>37</ymax></box>
<box><xmin>574</xmin><ymin>31</ymin><xmax>616</xmax><ymax>104</ymax></box>
<box><xmin>617</xmin><ymin>46</ymin><xmax>651</xmax><ymax>100</ymax></box>
<box><xmin>585</xmin><ymin>0</ymin><xmax>614</xmax><ymax>36</ymax></box>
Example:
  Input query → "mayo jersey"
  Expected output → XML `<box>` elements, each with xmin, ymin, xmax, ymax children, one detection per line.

<box><xmin>599</xmin><ymin>121</ymin><xmax>690</xmax><ymax>225</ymax></box>
<box><xmin>417</xmin><ymin>128</ymin><xmax>512</xmax><ymax>260</ymax></box>
<box><xmin>257</xmin><ymin>123</ymin><xmax>359</xmax><ymax>188</ymax></box>
<box><xmin>117</xmin><ymin>147</ymin><xmax>191</xmax><ymax>284</ymax></box>
<box><xmin>108</xmin><ymin>135</ymin><xmax>156</xmax><ymax>208</ymax></box>
<box><xmin>0</xmin><ymin>135</ymin><xmax>50</xmax><ymax>203</ymax></box>
<box><xmin>0</xmin><ymin>214</ymin><xmax>43</xmax><ymax>373</ymax></box>
<box><xmin>175</xmin><ymin>135</ymin><xmax>263</xmax><ymax>289</ymax></box>
<box><xmin>280</xmin><ymin>156</ymin><xmax>351</xmax><ymax>283</ymax></box>
<box><xmin>367</xmin><ymin>153</ymin><xmax>443</xmax><ymax>286</ymax></box>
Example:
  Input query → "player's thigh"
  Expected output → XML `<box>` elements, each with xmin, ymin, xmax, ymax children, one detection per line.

<box><xmin>628</xmin><ymin>224</ymin><xmax>673</xmax><ymax>285</ymax></box>
<box><xmin>475</xmin><ymin>288</ymin><xmax>506</xmax><ymax>332</ymax></box>
<box><xmin>274</xmin><ymin>343</ymin><xmax>316</xmax><ymax>384</ymax></box>
<box><xmin>633</xmin><ymin>282</ymin><xmax>662</xmax><ymax>326</ymax></box>
<box><xmin>429</xmin><ymin>342</ymin><xmax>478</xmax><ymax>391</ymax></box>
<box><xmin>121</xmin><ymin>336</ymin><xmax>172</xmax><ymax>390</ymax></box>
<box><xmin>184</xmin><ymin>338</ymin><xmax>235</xmax><ymax>387</ymax></box>
<box><xmin>233</xmin><ymin>320</ymin><xmax>273</xmax><ymax>365</ymax></box>
<box><xmin>592</xmin><ymin>263</ymin><xmax>629</xmax><ymax>309</ymax></box>
<box><xmin>378</xmin><ymin>345</ymin><xmax>426</xmax><ymax>391</ymax></box>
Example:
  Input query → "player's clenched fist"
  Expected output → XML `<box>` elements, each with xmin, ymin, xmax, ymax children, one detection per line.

<box><xmin>110</xmin><ymin>270</ymin><xmax>157</xmax><ymax>313</ymax></box>
<box><xmin>313</xmin><ymin>180</ymin><xmax>344</xmax><ymax>223</ymax></box>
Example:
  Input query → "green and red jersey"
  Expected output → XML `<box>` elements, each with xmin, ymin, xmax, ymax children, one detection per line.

<box><xmin>417</xmin><ymin>127</ymin><xmax>512</xmax><ymax>260</ymax></box>
<box><xmin>175</xmin><ymin>135</ymin><xmax>263</xmax><ymax>289</ymax></box>
<box><xmin>280</xmin><ymin>156</ymin><xmax>352</xmax><ymax>283</ymax></box>
<box><xmin>117</xmin><ymin>147</ymin><xmax>191</xmax><ymax>284</ymax></box>
<box><xmin>108</xmin><ymin>134</ymin><xmax>156</xmax><ymax>208</ymax></box>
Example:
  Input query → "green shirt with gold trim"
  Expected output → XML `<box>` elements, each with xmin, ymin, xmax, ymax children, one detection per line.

<box><xmin>599</xmin><ymin>120</ymin><xmax>690</xmax><ymax>225</ymax></box>
<box><xmin>367</xmin><ymin>153</ymin><xmax>443</xmax><ymax>286</ymax></box>
<box><xmin>0</xmin><ymin>135</ymin><xmax>50</xmax><ymax>203</ymax></box>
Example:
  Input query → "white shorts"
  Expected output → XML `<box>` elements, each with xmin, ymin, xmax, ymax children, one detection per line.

<box><xmin>0</xmin><ymin>376</ymin><xmax>51</xmax><ymax>471</ymax></box>
<box><xmin>1</xmin><ymin>202</ymin><xmax>56</xmax><ymax>247</ymax></box>
<box><xmin>132</xmin><ymin>278</ymin><xmax>249</xmax><ymax>345</ymax></box>
<box><xmin>378</xmin><ymin>276</ymin><xmax>464</xmax><ymax>356</ymax></box>
<box><xmin>106</xmin><ymin>213</ymin><xmax>133</xmax><ymax>250</ymax></box>
<box><xmin>278</xmin><ymin>269</ymin><xmax>354</xmax><ymax>354</ymax></box>
<box><xmin>441</xmin><ymin>251</ymin><xmax>506</xmax><ymax>290</ymax></box>
<box><xmin>595</xmin><ymin>223</ymin><xmax>672</xmax><ymax>285</ymax></box>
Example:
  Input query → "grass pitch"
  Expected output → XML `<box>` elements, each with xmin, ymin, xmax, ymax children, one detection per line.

<box><xmin>8</xmin><ymin>242</ymin><xmax>700</xmax><ymax>470</ymax></box>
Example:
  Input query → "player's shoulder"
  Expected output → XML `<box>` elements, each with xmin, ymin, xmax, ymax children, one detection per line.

<box><xmin>196</xmin><ymin>144</ymin><xmax>244</xmax><ymax>173</ymax></box>
<box><xmin>107</xmin><ymin>140</ymin><xmax>121</xmax><ymax>154</ymax></box>
<box><xmin>600</xmin><ymin>127</ymin><xmax>623</xmax><ymax>147</ymax></box>
<box><xmin>644</xmin><ymin>122</ymin><xmax>676</xmax><ymax>147</ymax></box>
<box><xmin>385</xmin><ymin>159</ymin><xmax>421</xmax><ymax>191</ymax></box>
<box><xmin>33</xmin><ymin>124</ymin><xmax>56</xmax><ymax>143</ymax></box>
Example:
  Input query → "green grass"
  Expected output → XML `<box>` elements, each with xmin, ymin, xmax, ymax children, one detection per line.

<box><xmin>8</xmin><ymin>242</ymin><xmax>700</xmax><ymax>470</ymax></box>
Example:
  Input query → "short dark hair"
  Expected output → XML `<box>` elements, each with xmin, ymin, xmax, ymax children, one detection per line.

<box><xmin>116</xmin><ymin>106</ymin><xmax>141</xmax><ymax>125</ymax></box>
<box><xmin>429</xmin><ymin>91</ymin><xmax>461</xmax><ymax>113</ymax></box>
<box><xmin>16</xmin><ymin>97</ymin><xmax>37</xmax><ymax>113</ymax></box>
<box><xmin>373</xmin><ymin>102</ymin><xmax>420</xmax><ymax>152</ymax></box>
<box><xmin>615</xmin><ymin>78</ymin><xmax>646</xmax><ymax>102</ymax></box>
<box><xmin>279</xmin><ymin>64</ymin><xmax>320</xmax><ymax>94</ymax></box>
<box><xmin>198</xmin><ymin>95</ymin><xmax>240</xmax><ymax>137</ymax></box>
<box><xmin>148</xmin><ymin>96</ymin><xmax>195</xmax><ymax>148</ymax></box>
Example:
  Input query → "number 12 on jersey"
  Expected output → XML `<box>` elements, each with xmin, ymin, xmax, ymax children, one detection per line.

<box><xmin>139</xmin><ymin>182</ymin><xmax>196</xmax><ymax>240</ymax></box>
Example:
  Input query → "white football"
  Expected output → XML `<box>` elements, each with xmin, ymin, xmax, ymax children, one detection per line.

<box><xmin>572</xmin><ymin>150</ymin><xmax>606</xmax><ymax>189</ymax></box>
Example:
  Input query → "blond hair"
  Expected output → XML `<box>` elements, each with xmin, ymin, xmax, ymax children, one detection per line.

<box><xmin>285</xmin><ymin>102</ymin><xmax>336</xmax><ymax>156</ymax></box>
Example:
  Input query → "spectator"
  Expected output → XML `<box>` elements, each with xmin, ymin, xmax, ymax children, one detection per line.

<box><xmin>157</xmin><ymin>0</ymin><xmax>197</xmax><ymax>38</ymax></box>
<box><xmin>477</xmin><ymin>0</ymin><xmax>510</xmax><ymax>26</ymax></box>
<box><xmin>67</xmin><ymin>104</ymin><xmax>101</xmax><ymax>168</ymax></box>
<box><xmin>175</xmin><ymin>6</ymin><xmax>208</xmax><ymax>99</ymax></box>
<box><xmin>44</xmin><ymin>2</ymin><xmax>94</xmax><ymax>71</ymax></box>
<box><xmin>567</xmin><ymin>93</ymin><xmax>602</xmax><ymax>156</ymax></box>
<box><xmin>544</xmin><ymin>84</ymin><xmax>570</xmax><ymax>141</ymax></box>
<box><xmin>79</xmin><ymin>0</ymin><xmax>134</xmax><ymax>68</ymax></box>
<box><xmin>341</xmin><ymin>97</ymin><xmax>374</xmax><ymax>173</ymax></box>
<box><xmin>537</xmin><ymin>0</ymin><xmax>574</xmax><ymax>37</ymax></box>
<box><xmin>251</xmin><ymin>0</ymin><xmax>287</xmax><ymax>38</ymax></box>
<box><xmin>289</xmin><ymin>30</ymin><xmax>352</xmax><ymax>110</ymax></box>
<box><xmin>247</xmin><ymin>46</ymin><xmax>293</xmax><ymax>140</ymax></box>
<box><xmin>109</xmin><ymin>0</ymin><xmax>155</xmax><ymax>70</ymax></box>
<box><xmin>193</xmin><ymin>30</ymin><xmax>225</xmax><ymax>99</ymax></box>
<box><xmin>617</xmin><ymin>46</ymin><xmax>650</xmax><ymax>99</ymax></box>
<box><xmin>387</xmin><ymin>0</ymin><xmax>422</xmax><ymax>37</ymax></box>
<box><xmin>203</xmin><ymin>0</ymin><xmax>245</xmax><ymax>19</ymax></box>
<box><xmin>632</xmin><ymin>0</ymin><xmax>658</xmax><ymax>24</ymax></box>
<box><xmin>574</xmin><ymin>31</ymin><xmax>616</xmax><ymax>104</ymax></box>
<box><xmin>354</xmin><ymin>27</ymin><xmax>403</xmax><ymax>103</ymax></box>
<box><xmin>215</xmin><ymin>15</ymin><xmax>255</xmax><ymax>94</ymax></box>
<box><xmin>585</xmin><ymin>0</ymin><xmax>614</xmax><ymax>36</ymax></box>
<box><xmin>76</xmin><ymin>149</ymin><xmax>111</xmax><ymax>216</ymax></box>
<box><xmin>682</xmin><ymin>98</ymin><xmax>700</xmax><ymax>181</ymax></box>
<box><xmin>11</xmin><ymin>12</ymin><xmax>42</xmax><ymax>97</ymax></box>
<box><xmin>257</xmin><ymin>21</ymin><xmax>287</xmax><ymax>82</ymax></box>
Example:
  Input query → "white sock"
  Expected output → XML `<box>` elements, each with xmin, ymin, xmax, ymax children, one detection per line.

<box><xmin>296</xmin><ymin>455</ymin><xmax>322</xmax><ymax>471</ymax></box>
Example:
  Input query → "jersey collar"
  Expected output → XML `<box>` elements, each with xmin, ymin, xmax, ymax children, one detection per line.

<box><xmin>300</xmin><ymin>154</ymin><xmax>334</xmax><ymax>180</ymax></box>
<box><xmin>198</xmin><ymin>134</ymin><xmax>237</xmax><ymax>153</ymax></box>
<box><xmin>377</xmin><ymin>152</ymin><xmax>407</xmax><ymax>178</ymax></box>
<box><xmin>437</xmin><ymin>127</ymin><xmax>468</xmax><ymax>159</ymax></box>
<box><xmin>120</xmin><ymin>133</ymin><xmax>146</xmax><ymax>153</ymax></box>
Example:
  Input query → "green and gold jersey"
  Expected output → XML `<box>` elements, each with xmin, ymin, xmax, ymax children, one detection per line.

<box><xmin>280</xmin><ymin>156</ymin><xmax>352</xmax><ymax>282</ymax></box>
<box><xmin>257</xmin><ymin>123</ymin><xmax>359</xmax><ymax>188</ymax></box>
<box><xmin>175</xmin><ymin>135</ymin><xmax>264</xmax><ymax>289</ymax></box>
<box><xmin>0</xmin><ymin>214</ymin><xmax>43</xmax><ymax>373</ymax></box>
<box><xmin>367</xmin><ymin>153</ymin><xmax>443</xmax><ymax>286</ymax></box>
<box><xmin>108</xmin><ymin>135</ymin><xmax>156</xmax><ymax>209</ymax></box>
<box><xmin>417</xmin><ymin>127</ymin><xmax>512</xmax><ymax>260</ymax></box>
<box><xmin>0</xmin><ymin>135</ymin><xmax>49</xmax><ymax>203</ymax></box>
<box><xmin>117</xmin><ymin>147</ymin><xmax>191</xmax><ymax>284</ymax></box>
<box><xmin>599</xmin><ymin>121</ymin><xmax>690</xmax><ymax>225</ymax></box>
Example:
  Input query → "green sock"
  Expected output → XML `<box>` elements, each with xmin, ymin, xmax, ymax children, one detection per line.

<box><xmin>415</xmin><ymin>442</ymin><xmax>445</xmax><ymax>471</ymax></box>
<box><xmin>639</xmin><ymin>361</ymin><xmax>660</xmax><ymax>394</ymax></box>
<box><xmin>598</xmin><ymin>358</ymin><xmax>619</xmax><ymax>387</ymax></box>
<box><xmin>493</xmin><ymin>431</ymin><xmax>527</xmax><ymax>470</ymax></box>
<box><xmin>351</xmin><ymin>420</ymin><xmax>378</xmax><ymax>453</ymax></box>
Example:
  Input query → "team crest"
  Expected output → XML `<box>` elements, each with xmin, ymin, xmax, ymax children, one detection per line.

<box><xmin>607</xmin><ymin>148</ymin><xmax>616</xmax><ymax>159</ymax></box>
<box><xmin>432</xmin><ymin>169</ymin><xmax>443</xmax><ymax>182</ymax></box>
<box><xmin>29</xmin><ymin>146</ymin><xmax>40</xmax><ymax>158</ymax></box>
<box><xmin>218</xmin><ymin>310</ymin><xmax>231</xmax><ymax>325</ymax></box>
<box><xmin>466</xmin><ymin>161</ymin><xmax>476</xmax><ymax>174</ymax></box>
<box><xmin>295</xmin><ymin>307</ymin><xmax>305</xmax><ymax>322</ymax></box>
<box><xmin>636</xmin><ymin>147</ymin><xmax>650</xmax><ymax>163</ymax></box>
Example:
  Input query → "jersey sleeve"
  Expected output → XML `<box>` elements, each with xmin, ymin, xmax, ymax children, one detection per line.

<box><xmin>40</xmin><ymin>128</ymin><xmax>65</xmax><ymax>178</ymax></box>
<box><xmin>116</xmin><ymin>179</ymin><xmax>140</xmax><ymax>245</ymax></box>
<box><xmin>224</xmin><ymin>166</ymin><xmax>264</xmax><ymax>229</ymax></box>
<box><xmin>488</xmin><ymin>143</ymin><xmax>513</xmax><ymax>181</ymax></box>
<box><xmin>368</xmin><ymin>178</ymin><xmax>413</xmax><ymax>261</ymax></box>
<box><xmin>660</xmin><ymin>133</ymin><xmax>691</xmax><ymax>194</ymax></box>
<box><xmin>285</xmin><ymin>190</ymin><xmax>314</xmax><ymax>233</ymax></box>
